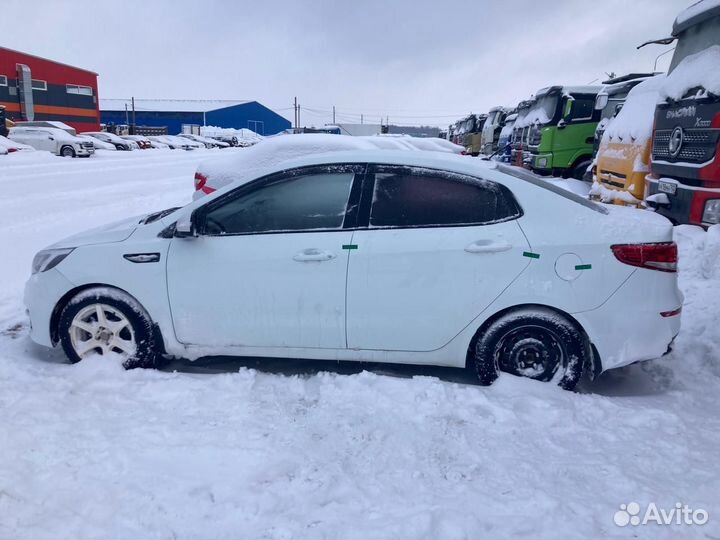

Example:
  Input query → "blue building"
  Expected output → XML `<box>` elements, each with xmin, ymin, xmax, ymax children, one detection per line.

<box><xmin>100</xmin><ymin>99</ymin><xmax>290</xmax><ymax>135</ymax></box>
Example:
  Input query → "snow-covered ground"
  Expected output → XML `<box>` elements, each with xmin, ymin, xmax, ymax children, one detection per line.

<box><xmin>1</xmin><ymin>151</ymin><xmax>719</xmax><ymax>540</ymax></box>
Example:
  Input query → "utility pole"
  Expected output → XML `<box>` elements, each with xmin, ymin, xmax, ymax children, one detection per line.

<box><xmin>131</xmin><ymin>96</ymin><xmax>136</xmax><ymax>135</ymax></box>
<box><xmin>332</xmin><ymin>106</ymin><xmax>336</xmax><ymax>124</ymax></box>
<box><xmin>361</xmin><ymin>114</ymin><xmax>363</xmax><ymax>125</ymax></box>
<box><xmin>293</xmin><ymin>97</ymin><xmax>298</xmax><ymax>129</ymax></box>
<box><xmin>298</xmin><ymin>104</ymin><xmax>301</xmax><ymax>129</ymax></box>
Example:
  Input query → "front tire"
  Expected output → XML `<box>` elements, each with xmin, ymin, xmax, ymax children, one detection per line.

<box><xmin>60</xmin><ymin>145</ymin><xmax>76</xmax><ymax>158</ymax></box>
<box><xmin>471</xmin><ymin>308</ymin><xmax>587</xmax><ymax>390</ymax></box>
<box><xmin>58</xmin><ymin>288</ymin><xmax>159</xmax><ymax>369</ymax></box>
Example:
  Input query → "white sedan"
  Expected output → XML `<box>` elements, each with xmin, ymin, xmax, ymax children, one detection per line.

<box><xmin>24</xmin><ymin>151</ymin><xmax>681</xmax><ymax>390</ymax></box>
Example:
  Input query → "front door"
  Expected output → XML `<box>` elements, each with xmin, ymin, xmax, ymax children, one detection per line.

<box><xmin>346</xmin><ymin>165</ymin><xmax>530</xmax><ymax>352</ymax></box>
<box><xmin>166</xmin><ymin>165</ymin><xmax>364</xmax><ymax>350</ymax></box>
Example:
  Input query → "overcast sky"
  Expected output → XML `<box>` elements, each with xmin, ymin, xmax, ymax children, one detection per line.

<box><xmin>5</xmin><ymin>0</ymin><xmax>688</xmax><ymax>128</ymax></box>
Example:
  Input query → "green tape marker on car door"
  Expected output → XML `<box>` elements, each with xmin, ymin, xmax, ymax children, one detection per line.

<box><xmin>523</xmin><ymin>251</ymin><xmax>540</xmax><ymax>259</ymax></box>
<box><xmin>342</xmin><ymin>244</ymin><xmax>358</xmax><ymax>250</ymax></box>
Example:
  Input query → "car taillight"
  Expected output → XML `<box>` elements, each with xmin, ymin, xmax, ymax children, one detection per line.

<box><xmin>194</xmin><ymin>172</ymin><xmax>207</xmax><ymax>191</ymax></box>
<box><xmin>7</xmin><ymin>148</ymin><xmax>17</xmax><ymax>153</ymax></box>
<box><xmin>611</xmin><ymin>242</ymin><xmax>678</xmax><ymax>273</ymax></box>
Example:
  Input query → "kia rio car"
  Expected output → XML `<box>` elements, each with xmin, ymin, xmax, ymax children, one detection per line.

<box><xmin>24</xmin><ymin>151</ymin><xmax>682</xmax><ymax>390</ymax></box>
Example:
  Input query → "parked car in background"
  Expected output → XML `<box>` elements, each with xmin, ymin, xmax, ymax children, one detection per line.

<box><xmin>77</xmin><ymin>135</ymin><xmax>116</xmax><ymax>151</ymax></box>
<box><xmin>82</xmin><ymin>132</ymin><xmax>133</xmax><ymax>151</ymax></box>
<box><xmin>24</xmin><ymin>151</ymin><xmax>681</xmax><ymax>392</ymax></box>
<box><xmin>9</xmin><ymin>127</ymin><xmax>94</xmax><ymax>157</ymax></box>
<box><xmin>193</xmin><ymin>134</ymin><xmax>466</xmax><ymax>197</ymax></box>
<box><xmin>644</xmin><ymin>0</ymin><xmax>720</xmax><ymax>227</ymax></box>
<box><xmin>0</xmin><ymin>134</ymin><xmax>34</xmax><ymax>153</ymax></box>
<box><xmin>121</xmin><ymin>135</ymin><xmax>153</xmax><ymax>149</ymax></box>
<box><xmin>591</xmin><ymin>75</ymin><xmax>665</xmax><ymax>206</ymax></box>
<box><xmin>144</xmin><ymin>137</ymin><xmax>170</xmax><ymax>149</ymax></box>
<box><xmin>148</xmin><ymin>135</ymin><xmax>196</xmax><ymax>150</ymax></box>
<box><xmin>179</xmin><ymin>133</ymin><xmax>230</xmax><ymax>148</ymax></box>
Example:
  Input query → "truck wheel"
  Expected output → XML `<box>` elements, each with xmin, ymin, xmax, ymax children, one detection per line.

<box><xmin>60</xmin><ymin>145</ymin><xmax>76</xmax><ymax>158</ymax></box>
<box><xmin>571</xmin><ymin>159</ymin><xmax>592</xmax><ymax>180</ymax></box>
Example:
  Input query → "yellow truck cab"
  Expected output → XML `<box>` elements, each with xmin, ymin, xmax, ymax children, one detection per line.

<box><xmin>591</xmin><ymin>74</ymin><xmax>663</xmax><ymax>205</ymax></box>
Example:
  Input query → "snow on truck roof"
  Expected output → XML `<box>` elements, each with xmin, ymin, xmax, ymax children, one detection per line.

<box><xmin>674</xmin><ymin>0</ymin><xmax>720</xmax><ymax>34</ymax></box>
<box><xmin>660</xmin><ymin>45</ymin><xmax>720</xmax><ymax>101</ymax></box>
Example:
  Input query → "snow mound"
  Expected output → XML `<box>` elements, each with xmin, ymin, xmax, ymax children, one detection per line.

<box><xmin>701</xmin><ymin>224</ymin><xmax>720</xmax><ymax>279</ymax></box>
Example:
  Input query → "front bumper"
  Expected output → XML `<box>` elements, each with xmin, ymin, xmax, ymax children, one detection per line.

<box><xmin>646</xmin><ymin>177</ymin><xmax>720</xmax><ymax>227</ymax></box>
<box><xmin>24</xmin><ymin>268</ymin><xmax>75</xmax><ymax>347</ymax></box>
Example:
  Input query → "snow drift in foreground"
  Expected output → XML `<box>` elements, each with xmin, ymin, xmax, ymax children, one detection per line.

<box><xmin>0</xmin><ymin>151</ymin><xmax>719</xmax><ymax>540</ymax></box>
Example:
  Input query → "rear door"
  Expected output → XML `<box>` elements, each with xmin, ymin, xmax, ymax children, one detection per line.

<box><xmin>346</xmin><ymin>165</ymin><xmax>530</xmax><ymax>352</ymax></box>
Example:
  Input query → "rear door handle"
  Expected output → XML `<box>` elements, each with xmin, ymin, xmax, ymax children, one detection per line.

<box><xmin>465</xmin><ymin>239</ymin><xmax>512</xmax><ymax>254</ymax></box>
<box><xmin>293</xmin><ymin>248</ymin><xmax>337</xmax><ymax>262</ymax></box>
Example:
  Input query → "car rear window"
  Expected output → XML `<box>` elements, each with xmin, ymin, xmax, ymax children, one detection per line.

<box><xmin>496</xmin><ymin>164</ymin><xmax>608</xmax><ymax>214</ymax></box>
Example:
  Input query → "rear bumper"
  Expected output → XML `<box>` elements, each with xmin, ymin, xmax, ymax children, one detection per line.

<box><xmin>573</xmin><ymin>270</ymin><xmax>682</xmax><ymax>373</ymax></box>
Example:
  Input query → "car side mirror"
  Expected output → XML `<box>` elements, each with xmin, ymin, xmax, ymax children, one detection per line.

<box><xmin>174</xmin><ymin>213</ymin><xmax>198</xmax><ymax>238</ymax></box>
<box><xmin>557</xmin><ymin>119</ymin><xmax>567</xmax><ymax>130</ymax></box>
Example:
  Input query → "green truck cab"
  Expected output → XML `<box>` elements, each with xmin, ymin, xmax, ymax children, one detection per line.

<box><xmin>527</xmin><ymin>85</ymin><xmax>603</xmax><ymax>178</ymax></box>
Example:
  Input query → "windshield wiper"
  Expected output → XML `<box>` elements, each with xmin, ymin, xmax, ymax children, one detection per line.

<box><xmin>140</xmin><ymin>207</ymin><xmax>181</xmax><ymax>225</ymax></box>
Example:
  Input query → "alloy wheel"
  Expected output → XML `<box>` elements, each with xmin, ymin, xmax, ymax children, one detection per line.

<box><xmin>69</xmin><ymin>303</ymin><xmax>136</xmax><ymax>360</ymax></box>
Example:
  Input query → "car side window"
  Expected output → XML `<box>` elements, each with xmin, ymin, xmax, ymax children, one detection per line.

<box><xmin>369</xmin><ymin>168</ymin><xmax>520</xmax><ymax>228</ymax></box>
<box><xmin>203</xmin><ymin>172</ymin><xmax>355</xmax><ymax>235</ymax></box>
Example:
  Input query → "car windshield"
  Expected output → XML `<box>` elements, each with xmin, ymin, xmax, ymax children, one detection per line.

<box><xmin>497</xmin><ymin>164</ymin><xmax>608</xmax><ymax>214</ymax></box>
<box><xmin>670</xmin><ymin>15</ymin><xmax>720</xmax><ymax>71</ymax></box>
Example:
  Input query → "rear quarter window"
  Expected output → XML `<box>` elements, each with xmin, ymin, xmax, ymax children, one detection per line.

<box><xmin>370</xmin><ymin>166</ymin><xmax>522</xmax><ymax>228</ymax></box>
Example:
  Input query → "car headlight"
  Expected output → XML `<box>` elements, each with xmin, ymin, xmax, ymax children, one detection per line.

<box><xmin>702</xmin><ymin>199</ymin><xmax>720</xmax><ymax>225</ymax></box>
<box><xmin>538</xmin><ymin>157</ymin><xmax>548</xmax><ymax>168</ymax></box>
<box><xmin>31</xmin><ymin>248</ymin><xmax>74</xmax><ymax>274</ymax></box>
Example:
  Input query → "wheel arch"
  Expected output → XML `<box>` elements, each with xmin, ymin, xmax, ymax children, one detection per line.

<box><xmin>49</xmin><ymin>283</ymin><xmax>166</xmax><ymax>354</ymax></box>
<box><xmin>465</xmin><ymin>303</ymin><xmax>601</xmax><ymax>377</ymax></box>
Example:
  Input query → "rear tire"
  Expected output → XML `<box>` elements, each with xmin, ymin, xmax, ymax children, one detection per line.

<box><xmin>58</xmin><ymin>287</ymin><xmax>159</xmax><ymax>369</ymax></box>
<box><xmin>60</xmin><ymin>145</ymin><xmax>75</xmax><ymax>158</ymax></box>
<box><xmin>471</xmin><ymin>308</ymin><xmax>587</xmax><ymax>391</ymax></box>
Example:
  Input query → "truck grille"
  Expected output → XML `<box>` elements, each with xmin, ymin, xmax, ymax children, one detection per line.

<box><xmin>81</xmin><ymin>142</ymin><xmax>94</xmax><ymax>149</ymax></box>
<box><xmin>652</xmin><ymin>128</ymin><xmax>719</xmax><ymax>164</ymax></box>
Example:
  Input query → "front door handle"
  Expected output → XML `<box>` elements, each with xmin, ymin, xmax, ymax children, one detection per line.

<box><xmin>465</xmin><ymin>239</ymin><xmax>512</xmax><ymax>254</ymax></box>
<box><xmin>293</xmin><ymin>248</ymin><xmax>337</xmax><ymax>262</ymax></box>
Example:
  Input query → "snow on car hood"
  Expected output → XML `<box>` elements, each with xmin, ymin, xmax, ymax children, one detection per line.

<box><xmin>48</xmin><ymin>214</ymin><xmax>145</xmax><ymax>249</ymax></box>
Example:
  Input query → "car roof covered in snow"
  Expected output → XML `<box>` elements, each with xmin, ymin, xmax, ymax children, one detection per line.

<box><xmin>197</xmin><ymin>134</ymin><xmax>464</xmax><ymax>189</ymax></box>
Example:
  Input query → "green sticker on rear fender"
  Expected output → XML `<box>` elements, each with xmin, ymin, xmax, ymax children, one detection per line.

<box><xmin>575</xmin><ymin>264</ymin><xmax>592</xmax><ymax>270</ymax></box>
